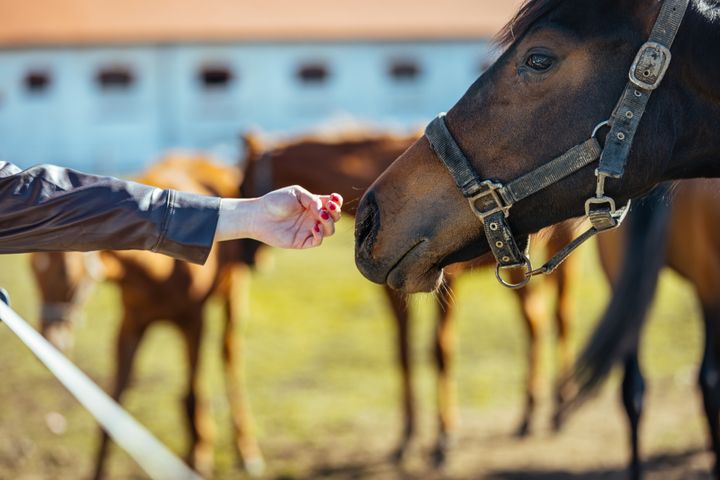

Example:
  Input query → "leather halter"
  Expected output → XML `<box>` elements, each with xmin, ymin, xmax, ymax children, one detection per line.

<box><xmin>425</xmin><ymin>0</ymin><xmax>689</xmax><ymax>289</ymax></box>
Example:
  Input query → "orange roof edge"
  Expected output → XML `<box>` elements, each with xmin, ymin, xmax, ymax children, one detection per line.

<box><xmin>0</xmin><ymin>0</ymin><xmax>523</xmax><ymax>47</ymax></box>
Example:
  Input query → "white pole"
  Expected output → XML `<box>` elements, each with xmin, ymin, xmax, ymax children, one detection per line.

<box><xmin>0</xmin><ymin>299</ymin><xmax>202</xmax><ymax>480</ymax></box>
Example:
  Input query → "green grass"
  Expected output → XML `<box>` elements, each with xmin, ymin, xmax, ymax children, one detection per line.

<box><xmin>0</xmin><ymin>226</ymin><xmax>704</xmax><ymax>479</ymax></box>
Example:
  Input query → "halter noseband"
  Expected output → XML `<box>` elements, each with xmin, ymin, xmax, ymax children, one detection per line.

<box><xmin>425</xmin><ymin>0</ymin><xmax>689</xmax><ymax>289</ymax></box>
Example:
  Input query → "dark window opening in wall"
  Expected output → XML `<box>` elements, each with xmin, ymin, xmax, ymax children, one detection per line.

<box><xmin>199</xmin><ymin>65</ymin><xmax>235</xmax><ymax>90</ymax></box>
<box><xmin>24</xmin><ymin>70</ymin><xmax>52</xmax><ymax>94</ymax></box>
<box><xmin>296</xmin><ymin>62</ymin><xmax>330</xmax><ymax>85</ymax></box>
<box><xmin>388</xmin><ymin>59</ymin><xmax>421</xmax><ymax>82</ymax></box>
<box><xmin>96</xmin><ymin>66</ymin><xmax>135</xmax><ymax>91</ymax></box>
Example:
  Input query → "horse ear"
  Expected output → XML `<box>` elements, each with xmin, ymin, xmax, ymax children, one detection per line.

<box><xmin>240</xmin><ymin>132</ymin><xmax>263</xmax><ymax>164</ymax></box>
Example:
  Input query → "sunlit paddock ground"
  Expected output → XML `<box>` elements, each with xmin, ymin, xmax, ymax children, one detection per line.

<box><xmin>0</xmin><ymin>226</ymin><xmax>712</xmax><ymax>479</ymax></box>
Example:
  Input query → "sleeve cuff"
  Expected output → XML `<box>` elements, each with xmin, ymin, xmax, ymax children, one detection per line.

<box><xmin>152</xmin><ymin>190</ymin><xmax>221</xmax><ymax>265</ymax></box>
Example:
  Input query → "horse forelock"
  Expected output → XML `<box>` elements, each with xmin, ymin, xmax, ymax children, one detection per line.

<box><xmin>496</xmin><ymin>0</ymin><xmax>641</xmax><ymax>48</ymax></box>
<box><xmin>496</xmin><ymin>0</ymin><xmax>569</xmax><ymax>47</ymax></box>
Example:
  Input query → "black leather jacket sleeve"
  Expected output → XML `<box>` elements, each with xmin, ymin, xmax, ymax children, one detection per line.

<box><xmin>0</xmin><ymin>161</ymin><xmax>220</xmax><ymax>264</ymax></box>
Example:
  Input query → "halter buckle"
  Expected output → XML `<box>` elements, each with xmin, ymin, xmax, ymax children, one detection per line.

<box><xmin>495</xmin><ymin>256</ymin><xmax>532</xmax><ymax>290</ymax></box>
<box><xmin>468</xmin><ymin>180</ymin><xmax>511</xmax><ymax>221</ymax></box>
<box><xmin>585</xmin><ymin>196</ymin><xmax>616</xmax><ymax>217</ymax></box>
<box><xmin>629</xmin><ymin>42</ymin><xmax>672</xmax><ymax>91</ymax></box>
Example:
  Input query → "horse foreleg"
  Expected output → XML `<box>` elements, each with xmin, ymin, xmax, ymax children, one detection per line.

<box><xmin>222</xmin><ymin>266</ymin><xmax>264</xmax><ymax>476</ymax></box>
<box><xmin>621</xmin><ymin>349</ymin><xmax>645</xmax><ymax>480</ymax></box>
<box><xmin>514</xmin><ymin>282</ymin><xmax>544</xmax><ymax>438</ymax></box>
<box><xmin>699</xmin><ymin>305</ymin><xmax>720</xmax><ymax>479</ymax></box>
<box><xmin>384</xmin><ymin>285</ymin><xmax>415</xmax><ymax>463</ymax></box>
<box><xmin>431</xmin><ymin>277</ymin><xmax>457</xmax><ymax>468</ymax></box>
<box><xmin>181</xmin><ymin>312</ymin><xmax>214</xmax><ymax>479</ymax></box>
<box><xmin>552</xmin><ymin>260</ymin><xmax>575</xmax><ymax>432</ymax></box>
<box><xmin>92</xmin><ymin>312</ymin><xmax>147</xmax><ymax>480</ymax></box>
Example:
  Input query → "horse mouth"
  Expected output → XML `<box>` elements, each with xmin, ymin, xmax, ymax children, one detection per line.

<box><xmin>385</xmin><ymin>240</ymin><xmax>443</xmax><ymax>292</ymax></box>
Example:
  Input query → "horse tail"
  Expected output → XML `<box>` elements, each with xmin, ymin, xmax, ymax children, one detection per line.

<box><xmin>560</xmin><ymin>184</ymin><xmax>673</xmax><ymax>414</ymax></box>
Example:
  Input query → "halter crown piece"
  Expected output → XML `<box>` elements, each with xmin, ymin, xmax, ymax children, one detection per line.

<box><xmin>425</xmin><ymin>0</ymin><xmax>690</xmax><ymax>289</ymax></box>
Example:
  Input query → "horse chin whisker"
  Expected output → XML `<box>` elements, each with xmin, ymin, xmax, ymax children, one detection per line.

<box><xmin>441</xmin><ymin>276</ymin><xmax>457</xmax><ymax>305</ymax></box>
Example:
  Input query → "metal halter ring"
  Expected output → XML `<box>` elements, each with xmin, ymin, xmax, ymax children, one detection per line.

<box><xmin>495</xmin><ymin>256</ymin><xmax>532</xmax><ymax>290</ymax></box>
<box><xmin>592</xmin><ymin>120</ymin><xmax>610</xmax><ymax>139</ymax></box>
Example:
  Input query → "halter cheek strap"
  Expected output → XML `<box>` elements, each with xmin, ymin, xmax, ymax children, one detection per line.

<box><xmin>588</xmin><ymin>0</ymin><xmax>689</xmax><ymax>229</ymax></box>
<box><xmin>425</xmin><ymin>0</ymin><xmax>689</xmax><ymax>289</ymax></box>
<box><xmin>426</xmin><ymin>115</ymin><xmax>603</xmax><ymax>288</ymax></box>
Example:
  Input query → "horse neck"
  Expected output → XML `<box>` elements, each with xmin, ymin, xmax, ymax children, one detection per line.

<box><xmin>664</xmin><ymin>2</ymin><xmax>720</xmax><ymax>179</ymax></box>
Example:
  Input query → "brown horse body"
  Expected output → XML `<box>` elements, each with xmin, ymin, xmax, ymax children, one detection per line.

<box><xmin>31</xmin><ymin>155</ymin><xmax>262</xmax><ymax>478</ymax></box>
<box><xmin>241</xmin><ymin>131</ymin><xmax>580</xmax><ymax>465</ymax></box>
<box><xmin>593</xmin><ymin>179</ymin><xmax>720</xmax><ymax>479</ymax></box>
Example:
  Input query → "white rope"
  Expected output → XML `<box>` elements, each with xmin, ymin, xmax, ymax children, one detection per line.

<box><xmin>0</xmin><ymin>300</ymin><xmax>203</xmax><ymax>480</ymax></box>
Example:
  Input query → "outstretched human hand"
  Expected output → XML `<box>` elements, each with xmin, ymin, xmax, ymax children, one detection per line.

<box><xmin>215</xmin><ymin>186</ymin><xmax>343</xmax><ymax>249</ymax></box>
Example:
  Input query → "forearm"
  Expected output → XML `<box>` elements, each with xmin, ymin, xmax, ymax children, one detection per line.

<box><xmin>215</xmin><ymin>198</ymin><xmax>262</xmax><ymax>242</ymax></box>
<box><xmin>0</xmin><ymin>162</ymin><xmax>220</xmax><ymax>264</ymax></box>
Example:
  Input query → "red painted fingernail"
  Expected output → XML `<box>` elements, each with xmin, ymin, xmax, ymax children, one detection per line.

<box><xmin>314</xmin><ymin>223</ymin><xmax>320</xmax><ymax>233</ymax></box>
<box><xmin>329</xmin><ymin>203</ymin><xmax>337</xmax><ymax>211</ymax></box>
<box><xmin>321</xmin><ymin>210</ymin><xmax>330</xmax><ymax>220</ymax></box>
<box><xmin>331</xmin><ymin>194</ymin><xmax>341</xmax><ymax>203</ymax></box>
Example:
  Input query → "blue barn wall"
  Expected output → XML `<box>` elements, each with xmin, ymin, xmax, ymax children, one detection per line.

<box><xmin>0</xmin><ymin>40</ymin><xmax>491</xmax><ymax>173</ymax></box>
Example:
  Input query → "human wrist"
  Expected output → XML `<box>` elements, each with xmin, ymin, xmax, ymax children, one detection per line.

<box><xmin>215</xmin><ymin>198</ymin><xmax>261</xmax><ymax>242</ymax></box>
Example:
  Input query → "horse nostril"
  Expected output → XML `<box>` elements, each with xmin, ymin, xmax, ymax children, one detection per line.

<box><xmin>355</xmin><ymin>193</ymin><xmax>380</xmax><ymax>254</ymax></box>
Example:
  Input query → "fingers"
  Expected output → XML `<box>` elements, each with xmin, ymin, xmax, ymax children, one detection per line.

<box><xmin>318</xmin><ymin>209</ymin><xmax>336</xmax><ymax>237</ymax></box>
<box><xmin>306</xmin><ymin>210</ymin><xmax>336</xmax><ymax>248</ymax></box>
<box><xmin>305</xmin><ymin>222</ymin><xmax>324</xmax><ymax>249</ymax></box>
<box><xmin>298</xmin><ymin>188</ymin><xmax>341</xmax><ymax>234</ymax></box>
<box><xmin>319</xmin><ymin>193</ymin><xmax>343</xmax><ymax>222</ymax></box>
<box><xmin>294</xmin><ymin>186</ymin><xmax>344</xmax><ymax>248</ymax></box>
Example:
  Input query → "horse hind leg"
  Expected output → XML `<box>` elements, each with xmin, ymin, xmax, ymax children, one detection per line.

<box><xmin>92</xmin><ymin>312</ymin><xmax>148</xmax><ymax>480</ymax></box>
<box><xmin>621</xmin><ymin>348</ymin><xmax>645</xmax><ymax>480</ymax></box>
<box><xmin>430</xmin><ymin>277</ymin><xmax>458</xmax><ymax>468</ymax></box>
<box><xmin>699</xmin><ymin>305</ymin><xmax>720</xmax><ymax>479</ymax></box>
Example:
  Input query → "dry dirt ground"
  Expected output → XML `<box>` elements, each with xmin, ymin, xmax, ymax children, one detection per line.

<box><xmin>0</xmin><ymin>377</ymin><xmax>713</xmax><ymax>480</ymax></box>
<box><xmin>238</xmin><ymin>378</ymin><xmax>713</xmax><ymax>480</ymax></box>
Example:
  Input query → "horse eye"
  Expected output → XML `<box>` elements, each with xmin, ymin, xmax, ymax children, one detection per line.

<box><xmin>526</xmin><ymin>54</ymin><xmax>554</xmax><ymax>71</ymax></box>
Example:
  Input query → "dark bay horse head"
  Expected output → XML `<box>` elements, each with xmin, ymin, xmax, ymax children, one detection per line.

<box><xmin>355</xmin><ymin>0</ymin><xmax>720</xmax><ymax>293</ymax></box>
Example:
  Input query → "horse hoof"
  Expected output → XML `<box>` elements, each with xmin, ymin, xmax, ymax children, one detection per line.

<box><xmin>430</xmin><ymin>445</ymin><xmax>448</xmax><ymax>469</ymax></box>
<box><xmin>189</xmin><ymin>445</ymin><xmax>214</xmax><ymax>479</ymax></box>
<box><xmin>192</xmin><ymin>459</ymin><xmax>214</xmax><ymax>480</ymax></box>
<box><xmin>243</xmin><ymin>456</ymin><xmax>266</xmax><ymax>477</ymax></box>
<box><xmin>389</xmin><ymin>445</ymin><xmax>409</xmax><ymax>465</ymax></box>
<box><xmin>551</xmin><ymin>411</ymin><xmax>566</xmax><ymax>433</ymax></box>
<box><xmin>514</xmin><ymin>420</ymin><xmax>531</xmax><ymax>438</ymax></box>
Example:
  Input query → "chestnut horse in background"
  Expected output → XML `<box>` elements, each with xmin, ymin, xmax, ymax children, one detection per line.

<box><xmin>240</xmin><ymin>131</ymin><xmax>580</xmax><ymax>465</ymax></box>
<box><xmin>30</xmin><ymin>155</ymin><xmax>263</xmax><ymax>479</ymax></box>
